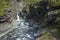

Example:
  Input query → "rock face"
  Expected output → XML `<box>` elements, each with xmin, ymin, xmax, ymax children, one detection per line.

<box><xmin>0</xmin><ymin>14</ymin><xmax>12</xmax><ymax>23</ymax></box>
<box><xmin>0</xmin><ymin>0</ymin><xmax>26</xmax><ymax>39</ymax></box>
<box><xmin>0</xmin><ymin>18</ymin><xmax>17</xmax><ymax>35</ymax></box>
<box><xmin>17</xmin><ymin>0</ymin><xmax>21</xmax><ymax>2</ymax></box>
<box><xmin>0</xmin><ymin>0</ymin><xmax>17</xmax><ymax>38</ymax></box>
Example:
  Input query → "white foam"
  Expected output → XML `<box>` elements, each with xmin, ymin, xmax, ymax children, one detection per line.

<box><xmin>16</xmin><ymin>38</ymin><xmax>21</xmax><ymax>40</ymax></box>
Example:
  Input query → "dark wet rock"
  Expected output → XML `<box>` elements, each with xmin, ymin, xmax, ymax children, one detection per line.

<box><xmin>0</xmin><ymin>16</ymin><xmax>4</xmax><ymax>19</ymax></box>
<box><xmin>0</xmin><ymin>14</ymin><xmax>12</xmax><ymax>23</ymax></box>
<box><xmin>4</xmin><ymin>9</ymin><xmax>12</xmax><ymax>13</ymax></box>
<box><xmin>17</xmin><ymin>0</ymin><xmax>21</xmax><ymax>2</ymax></box>
<box><xmin>0</xmin><ymin>16</ymin><xmax>6</xmax><ymax>23</ymax></box>
<box><xmin>46</xmin><ymin>14</ymin><xmax>57</xmax><ymax>26</ymax></box>
<box><xmin>34</xmin><ymin>33</ymin><xmax>42</xmax><ymax>39</ymax></box>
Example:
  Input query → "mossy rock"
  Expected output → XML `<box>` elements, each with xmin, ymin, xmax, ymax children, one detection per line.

<box><xmin>0</xmin><ymin>0</ymin><xmax>11</xmax><ymax>16</ymax></box>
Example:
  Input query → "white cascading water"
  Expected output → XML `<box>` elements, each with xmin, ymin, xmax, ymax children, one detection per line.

<box><xmin>15</xmin><ymin>13</ymin><xmax>35</xmax><ymax>40</ymax></box>
<box><xmin>16</xmin><ymin>12</ymin><xmax>20</xmax><ymax>21</ymax></box>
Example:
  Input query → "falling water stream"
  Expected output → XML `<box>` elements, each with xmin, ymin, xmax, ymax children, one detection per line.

<box><xmin>16</xmin><ymin>13</ymin><xmax>20</xmax><ymax>21</ymax></box>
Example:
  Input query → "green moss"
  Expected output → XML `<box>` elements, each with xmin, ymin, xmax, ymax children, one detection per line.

<box><xmin>55</xmin><ymin>0</ymin><xmax>60</xmax><ymax>6</ymax></box>
<box><xmin>24</xmin><ymin>0</ymin><xmax>41</xmax><ymax>8</ymax></box>
<box><xmin>0</xmin><ymin>0</ymin><xmax>11</xmax><ymax>16</ymax></box>
<box><xmin>24</xmin><ymin>0</ymin><xmax>41</xmax><ymax>5</ymax></box>
<box><xmin>39</xmin><ymin>32</ymin><xmax>53</xmax><ymax>40</ymax></box>
<box><xmin>49</xmin><ymin>0</ymin><xmax>60</xmax><ymax>6</ymax></box>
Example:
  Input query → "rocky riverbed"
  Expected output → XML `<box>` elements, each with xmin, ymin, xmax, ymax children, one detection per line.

<box><xmin>0</xmin><ymin>16</ymin><xmax>46</xmax><ymax>40</ymax></box>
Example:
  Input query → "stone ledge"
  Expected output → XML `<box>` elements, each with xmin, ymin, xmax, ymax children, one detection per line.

<box><xmin>0</xmin><ymin>19</ymin><xmax>18</xmax><ymax>38</ymax></box>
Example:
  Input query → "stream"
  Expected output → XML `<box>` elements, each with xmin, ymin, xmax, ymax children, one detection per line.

<box><xmin>1</xmin><ymin>14</ymin><xmax>44</xmax><ymax>40</ymax></box>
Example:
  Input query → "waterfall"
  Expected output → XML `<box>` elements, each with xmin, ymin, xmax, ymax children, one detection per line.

<box><xmin>16</xmin><ymin>12</ymin><xmax>20</xmax><ymax>21</ymax></box>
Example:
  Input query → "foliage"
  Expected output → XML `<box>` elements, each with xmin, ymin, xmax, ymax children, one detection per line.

<box><xmin>24</xmin><ymin>0</ymin><xmax>41</xmax><ymax>5</ymax></box>
<box><xmin>55</xmin><ymin>0</ymin><xmax>60</xmax><ymax>6</ymax></box>
<box><xmin>39</xmin><ymin>32</ymin><xmax>54</xmax><ymax>40</ymax></box>
<box><xmin>48</xmin><ymin>0</ymin><xmax>60</xmax><ymax>6</ymax></box>
<box><xmin>0</xmin><ymin>0</ymin><xmax>11</xmax><ymax>16</ymax></box>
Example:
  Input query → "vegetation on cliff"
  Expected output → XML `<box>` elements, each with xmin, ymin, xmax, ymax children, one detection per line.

<box><xmin>24</xmin><ymin>0</ymin><xmax>60</xmax><ymax>39</ymax></box>
<box><xmin>0</xmin><ymin>0</ymin><xmax>11</xmax><ymax>16</ymax></box>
